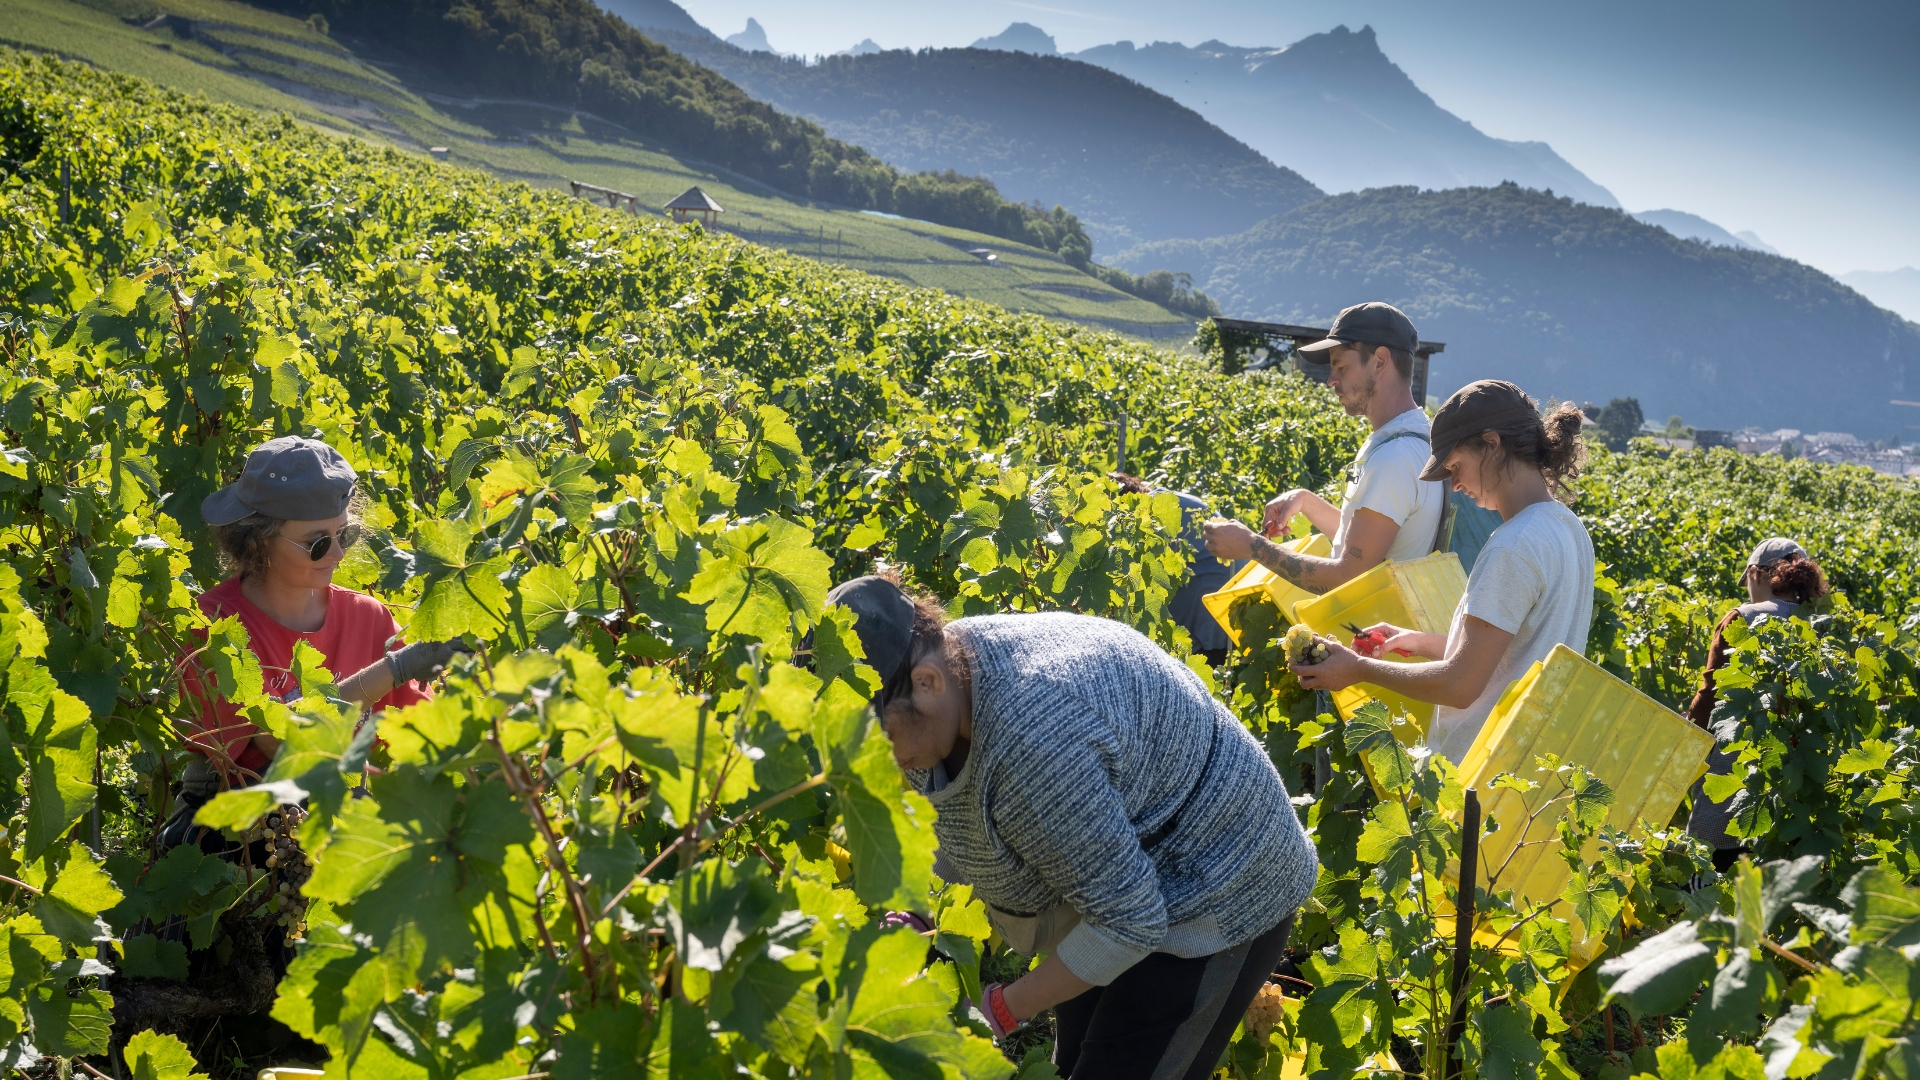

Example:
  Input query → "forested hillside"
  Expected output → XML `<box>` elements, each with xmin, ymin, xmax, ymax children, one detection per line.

<box><xmin>1120</xmin><ymin>183</ymin><xmax>1920</xmax><ymax>437</ymax></box>
<box><xmin>246</xmin><ymin>0</ymin><xmax>1094</xmax><ymax>258</ymax></box>
<box><xmin>654</xmin><ymin>34</ymin><xmax>1326</xmax><ymax>250</ymax></box>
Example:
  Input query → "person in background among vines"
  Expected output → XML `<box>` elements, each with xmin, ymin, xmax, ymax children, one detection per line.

<box><xmin>827</xmin><ymin>574</ymin><xmax>1316</xmax><ymax>1079</ymax></box>
<box><xmin>1289</xmin><ymin>381</ymin><xmax>1594</xmax><ymax>764</ymax></box>
<box><xmin>1202</xmin><ymin>301</ymin><xmax>1445</xmax><ymax>590</ymax></box>
<box><xmin>161</xmin><ymin>437</ymin><xmax>462</xmax><ymax>848</ymax></box>
<box><xmin>1685</xmin><ymin>538</ymin><xmax>1831</xmax><ymax>871</ymax></box>
<box><xmin>1111</xmin><ymin>471</ymin><xmax>1239</xmax><ymax>667</ymax></box>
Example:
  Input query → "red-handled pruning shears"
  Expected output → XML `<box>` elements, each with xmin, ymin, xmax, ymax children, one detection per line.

<box><xmin>1345</xmin><ymin>622</ymin><xmax>1411</xmax><ymax>657</ymax></box>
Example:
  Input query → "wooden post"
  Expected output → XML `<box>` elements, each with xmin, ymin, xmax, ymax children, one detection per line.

<box><xmin>1116</xmin><ymin>413</ymin><xmax>1129</xmax><ymax>474</ymax></box>
<box><xmin>59</xmin><ymin>158</ymin><xmax>70</xmax><ymax>226</ymax></box>
<box><xmin>1445</xmin><ymin>788</ymin><xmax>1481</xmax><ymax>1078</ymax></box>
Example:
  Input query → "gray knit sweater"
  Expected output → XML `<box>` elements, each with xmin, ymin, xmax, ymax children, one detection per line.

<box><xmin>918</xmin><ymin>612</ymin><xmax>1318</xmax><ymax>985</ymax></box>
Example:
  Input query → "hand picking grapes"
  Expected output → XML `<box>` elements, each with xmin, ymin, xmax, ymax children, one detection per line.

<box><xmin>1284</xmin><ymin>624</ymin><xmax>1330</xmax><ymax>665</ymax></box>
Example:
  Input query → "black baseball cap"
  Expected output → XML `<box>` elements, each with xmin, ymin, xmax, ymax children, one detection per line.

<box><xmin>824</xmin><ymin>575</ymin><xmax>918</xmax><ymax>708</ymax></box>
<box><xmin>201</xmin><ymin>437</ymin><xmax>358</xmax><ymax>526</ymax></box>
<box><xmin>1297</xmin><ymin>301</ymin><xmax>1420</xmax><ymax>365</ymax></box>
<box><xmin>1420</xmin><ymin>380</ymin><xmax>1541</xmax><ymax>481</ymax></box>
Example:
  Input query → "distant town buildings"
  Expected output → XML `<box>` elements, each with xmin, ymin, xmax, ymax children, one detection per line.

<box><xmin>1726</xmin><ymin>428</ymin><xmax>1920</xmax><ymax>476</ymax></box>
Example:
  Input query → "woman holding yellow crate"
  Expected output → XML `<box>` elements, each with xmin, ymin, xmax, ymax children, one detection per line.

<box><xmin>1290</xmin><ymin>381</ymin><xmax>1594</xmax><ymax>765</ymax></box>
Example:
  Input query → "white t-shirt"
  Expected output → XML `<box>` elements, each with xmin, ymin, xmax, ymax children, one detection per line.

<box><xmin>1335</xmin><ymin>408</ymin><xmax>1446</xmax><ymax>566</ymax></box>
<box><xmin>1425</xmin><ymin>500</ymin><xmax>1595</xmax><ymax>764</ymax></box>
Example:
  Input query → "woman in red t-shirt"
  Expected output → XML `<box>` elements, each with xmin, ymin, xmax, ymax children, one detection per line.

<box><xmin>175</xmin><ymin>437</ymin><xmax>458</xmax><ymax>790</ymax></box>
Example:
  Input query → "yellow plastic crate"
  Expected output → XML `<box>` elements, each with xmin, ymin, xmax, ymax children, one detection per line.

<box><xmin>1292</xmin><ymin>552</ymin><xmax>1466</xmax><ymax>741</ymax></box>
<box><xmin>1449</xmin><ymin>644</ymin><xmax>1713</xmax><ymax>968</ymax></box>
<box><xmin>1200</xmin><ymin>532</ymin><xmax>1332</xmax><ymax>646</ymax></box>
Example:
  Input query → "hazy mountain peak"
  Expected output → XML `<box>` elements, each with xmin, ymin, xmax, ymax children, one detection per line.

<box><xmin>971</xmin><ymin>23</ymin><xmax>1058</xmax><ymax>55</ymax></box>
<box><xmin>839</xmin><ymin>38</ymin><xmax>884</xmax><ymax>57</ymax></box>
<box><xmin>725</xmin><ymin>17</ymin><xmax>772</xmax><ymax>53</ymax></box>
<box><xmin>1735</xmin><ymin>230</ymin><xmax>1778</xmax><ymax>255</ymax></box>
<box><xmin>1631</xmin><ymin>209</ymin><xmax>1773</xmax><ymax>253</ymax></box>
<box><xmin>594</xmin><ymin>0</ymin><xmax>714</xmax><ymax>40</ymax></box>
<box><xmin>1071</xmin><ymin>26</ymin><xmax>1619</xmax><ymax>210</ymax></box>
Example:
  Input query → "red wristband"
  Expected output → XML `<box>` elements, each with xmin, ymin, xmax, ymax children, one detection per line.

<box><xmin>983</xmin><ymin>982</ymin><xmax>1020</xmax><ymax>1037</ymax></box>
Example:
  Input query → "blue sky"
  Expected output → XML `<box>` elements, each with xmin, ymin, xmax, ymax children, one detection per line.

<box><xmin>673</xmin><ymin>0</ymin><xmax>1920</xmax><ymax>279</ymax></box>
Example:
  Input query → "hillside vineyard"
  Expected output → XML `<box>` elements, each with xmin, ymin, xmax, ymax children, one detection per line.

<box><xmin>3</xmin><ymin>50</ymin><xmax>1920</xmax><ymax>1080</ymax></box>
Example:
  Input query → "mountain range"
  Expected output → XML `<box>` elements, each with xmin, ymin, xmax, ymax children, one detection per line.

<box><xmin>1067</xmin><ymin>27</ymin><xmax>1618</xmax><ymax>210</ymax></box>
<box><xmin>1631</xmin><ymin>209</ymin><xmax>1777</xmax><ymax>254</ymax></box>
<box><xmin>1110</xmin><ymin>183</ymin><xmax>1920</xmax><ymax>435</ymax></box>
<box><xmin>650</xmin><ymin>33</ymin><xmax>1325</xmax><ymax>249</ymax></box>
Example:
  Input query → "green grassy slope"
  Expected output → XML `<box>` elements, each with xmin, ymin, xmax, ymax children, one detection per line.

<box><xmin>0</xmin><ymin>0</ymin><xmax>1193</xmax><ymax>338</ymax></box>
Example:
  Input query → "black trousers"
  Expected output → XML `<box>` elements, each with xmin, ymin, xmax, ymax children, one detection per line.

<box><xmin>1053</xmin><ymin>916</ymin><xmax>1294</xmax><ymax>1080</ymax></box>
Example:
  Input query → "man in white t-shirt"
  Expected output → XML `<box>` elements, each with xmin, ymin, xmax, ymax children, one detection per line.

<box><xmin>1203</xmin><ymin>302</ymin><xmax>1445</xmax><ymax>591</ymax></box>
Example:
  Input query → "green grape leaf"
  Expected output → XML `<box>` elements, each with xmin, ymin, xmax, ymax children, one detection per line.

<box><xmin>553</xmin><ymin>998</ymin><xmax>653</xmax><ymax>1080</ymax></box>
<box><xmin>1760</xmin><ymin>856</ymin><xmax>1824</xmax><ymax>934</ymax></box>
<box><xmin>1835</xmin><ymin>739</ymin><xmax>1895</xmax><ymax>774</ymax></box>
<box><xmin>843</xmin><ymin>518</ymin><xmax>888</xmax><ymax>550</ymax></box>
<box><xmin>831</xmin><ymin>729</ymin><xmax>938</xmax><ymax>912</ymax></box>
<box><xmin>834</xmin><ymin>925</ymin><xmax>1007</xmax><ymax>1077</ymax></box>
<box><xmin>517</xmin><ymin>563</ymin><xmax>583</xmax><ymax>649</ymax></box>
<box><xmin>16</xmin><ymin>681</ymin><xmax>96</xmax><ymax>862</ymax></box>
<box><xmin>29</xmin><ymin>987</ymin><xmax>112</xmax><ymax>1057</ymax></box>
<box><xmin>1476</xmin><ymin>1005</ymin><xmax>1545</xmax><ymax>1080</ymax></box>
<box><xmin>409</xmin><ymin>519</ymin><xmax>509</xmax><ymax>640</ymax></box>
<box><xmin>1596</xmin><ymin>922</ymin><xmax>1715</xmax><ymax>1016</ymax></box>
<box><xmin>118</xmin><ymin>935</ymin><xmax>189</xmax><ymax>981</ymax></box>
<box><xmin>124</xmin><ymin>1028</ymin><xmax>209</xmax><ymax>1080</ymax></box>
<box><xmin>1355</xmin><ymin>800</ymin><xmax>1416</xmax><ymax>882</ymax></box>
<box><xmin>301</xmin><ymin>770</ymin><xmax>477</xmax><ymax>973</ymax></box>
<box><xmin>664</xmin><ymin>859</ymin><xmax>785</xmax><ymax>972</ymax></box>
<box><xmin>270</xmin><ymin>911</ymin><xmax>373</xmax><ymax>1047</ymax></box>
<box><xmin>1843</xmin><ymin>866</ymin><xmax>1920</xmax><ymax>947</ymax></box>
<box><xmin>1346</xmin><ymin>702</ymin><xmax>1414</xmax><ymax>793</ymax></box>
<box><xmin>1686</xmin><ymin>951</ymin><xmax>1781</xmax><ymax>1056</ymax></box>
<box><xmin>36</xmin><ymin>842</ymin><xmax>124</xmax><ymax>948</ymax></box>
<box><xmin>1562</xmin><ymin>866</ymin><xmax>1625</xmax><ymax>942</ymax></box>
<box><xmin>716</xmin><ymin>952</ymin><xmax>821</xmax><ymax>1068</ymax></box>
<box><xmin>685</xmin><ymin>515</ymin><xmax>832</xmax><ymax>642</ymax></box>
<box><xmin>109</xmin><ymin>845</ymin><xmax>237</xmax><ymax>927</ymax></box>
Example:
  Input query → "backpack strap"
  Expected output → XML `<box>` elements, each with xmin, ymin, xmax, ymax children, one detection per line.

<box><xmin>1356</xmin><ymin>429</ymin><xmax>1451</xmax><ymax>554</ymax></box>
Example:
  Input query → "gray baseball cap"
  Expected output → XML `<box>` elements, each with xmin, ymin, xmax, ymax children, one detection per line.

<box><xmin>1745</xmin><ymin>537</ymin><xmax>1807</xmax><ymax>575</ymax></box>
<box><xmin>824</xmin><ymin>575</ymin><xmax>918</xmax><ymax>707</ymax></box>
<box><xmin>201</xmin><ymin>437</ymin><xmax>358</xmax><ymax>526</ymax></box>
<box><xmin>1297</xmin><ymin>301</ymin><xmax>1420</xmax><ymax>365</ymax></box>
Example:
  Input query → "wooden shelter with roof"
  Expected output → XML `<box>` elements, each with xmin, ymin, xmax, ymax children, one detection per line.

<box><xmin>1211</xmin><ymin>316</ymin><xmax>1446</xmax><ymax>403</ymax></box>
<box><xmin>665</xmin><ymin>186</ymin><xmax>724</xmax><ymax>227</ymax></box>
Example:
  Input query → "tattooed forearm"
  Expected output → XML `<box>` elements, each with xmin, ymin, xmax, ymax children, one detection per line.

<box><xmin>1251</xmin><ymin>535</ymin><xmax>1313</xmax><ymax>588</ymax></box>
<box><xmin>1250</xmin><ymin>536</ymin><xmax>1359</xmax><ymax>592</ymax></box>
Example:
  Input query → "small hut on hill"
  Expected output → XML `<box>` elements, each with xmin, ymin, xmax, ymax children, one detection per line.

<box><xmin>666</xmin><ymin>187</ymin><xmax>724</xmax><ymax>227</ymax></box>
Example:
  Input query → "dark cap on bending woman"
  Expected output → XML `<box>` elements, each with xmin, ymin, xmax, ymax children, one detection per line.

<box><xmin>824</xmin><ymin>575</ymin><xmax>919</xmax><ymax>708</ymax></box>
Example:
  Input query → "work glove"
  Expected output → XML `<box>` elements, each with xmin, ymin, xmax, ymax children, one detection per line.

<box><xmin>385</xmin><ymin>638</ymin><xmax>472</xmax><ymax>686</ymax></box>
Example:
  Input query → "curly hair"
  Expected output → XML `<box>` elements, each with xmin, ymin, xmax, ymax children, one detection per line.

<box><xmin>1464</xmin><ymin>400</ymin><xmax>1590</xmax><ymax>502</ymax></box>
<box><xmin>209</xmin><ymin>488</ymin><xmax>368</xmax><ymax>581</ymax></box>
<box><xmin>1765</xmin><ymin>554</ymin><xmax>1829</xmax><ymax>604</ymax></box>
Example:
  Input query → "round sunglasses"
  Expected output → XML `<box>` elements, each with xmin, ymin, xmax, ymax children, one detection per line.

<box><xmin>279</xmin><ymin>523</ymin><xmax>363</xmax><ymax>562</ymax></box>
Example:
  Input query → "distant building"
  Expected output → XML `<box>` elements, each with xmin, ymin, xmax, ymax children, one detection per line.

<box><xmin>666</xmin><ymin>187</ymin><xmax>724</xmax><ymax>228</ymax></box>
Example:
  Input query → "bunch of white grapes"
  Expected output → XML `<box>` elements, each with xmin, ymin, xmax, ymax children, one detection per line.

<box><xmin>244</xmin><ymin>805</ymin><xmax>311</xmax><ymax>937</ymax></box>
<box><xmin>1284</xmin><ymin>624</ymin><xmax>1329</xmax><ymax>666</ymax></box>
<box><xmin>1244</xmin><ymin>981</ymin><xmax>1288</xmax><ymax>1040</ymax></box>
